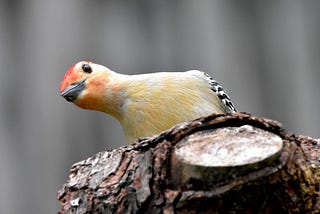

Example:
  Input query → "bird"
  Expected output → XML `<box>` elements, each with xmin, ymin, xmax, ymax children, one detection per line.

<box><xmin>60</xmin><ymin>61</ymin><xmax>237</xmax><ymax>144</ymax></box>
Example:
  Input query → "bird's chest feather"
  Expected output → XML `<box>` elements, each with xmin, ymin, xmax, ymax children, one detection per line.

<box><xmin>117</xmin><ymin>75</ymin><xmax>224</xmax><ymax>143</ymax></box>
<box><xmin>120</xmin><ymin>97</ymin><xmax>183</xmax><ymax>142</ymax></box>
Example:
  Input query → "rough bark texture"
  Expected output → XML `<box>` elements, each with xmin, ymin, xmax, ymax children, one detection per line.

<box><xmin>57</xmin><ymin>113</ymin><xmax>320</xmax><ymax>214</ymax></box>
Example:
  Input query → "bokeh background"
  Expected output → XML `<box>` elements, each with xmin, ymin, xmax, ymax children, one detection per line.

<box><xmin>1</xmin><ymin>0</ymin><xmax>319</xmax><ymax>213</ymax></box>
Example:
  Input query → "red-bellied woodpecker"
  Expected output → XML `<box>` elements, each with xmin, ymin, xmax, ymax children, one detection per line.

<box><xmin>60</xmin><ymin>61</ymin><xmax>237</xmax><ymax>144</ymax></box>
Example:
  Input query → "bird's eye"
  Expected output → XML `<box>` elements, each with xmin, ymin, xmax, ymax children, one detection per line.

<box><xmin>82</xmin><ymin>64</ymin><xmax>92</xmax><ymax>73</ymax></box>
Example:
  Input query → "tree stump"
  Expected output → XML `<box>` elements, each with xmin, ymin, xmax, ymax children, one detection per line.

<box><xmin>57</xmin><ymin>112</ymin><xmax>320</xmax><ymax>213</ymax></box>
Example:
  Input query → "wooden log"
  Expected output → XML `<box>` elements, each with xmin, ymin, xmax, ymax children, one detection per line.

<box><xmin>57</xmin><ymin>112</ymin><xmax>320</xmax><ymax>213</ymax></box>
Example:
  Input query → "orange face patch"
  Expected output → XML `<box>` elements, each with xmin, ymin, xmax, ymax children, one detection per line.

<box><xmin>73</xmin><ymin>77</ymin><xmax>110</xmax><ymax>113</ymax></box>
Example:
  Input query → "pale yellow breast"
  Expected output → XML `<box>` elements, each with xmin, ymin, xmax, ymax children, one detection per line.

<box><xmin>118</xmin><ymin>72</ymin><xmax>226</xmax><ymax>143</ymax></box>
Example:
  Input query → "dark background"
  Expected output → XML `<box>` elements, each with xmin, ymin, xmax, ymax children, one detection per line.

<box><xmin>1</xmin><ymin>1</ymin><xmax>319</xmax><ymax>213</ymax></box>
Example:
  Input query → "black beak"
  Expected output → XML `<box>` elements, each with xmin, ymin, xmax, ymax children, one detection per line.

<box><xmin>61</xmin><ymin>80</ymin><xmax>86</xmax><ymax>102</ymax></box>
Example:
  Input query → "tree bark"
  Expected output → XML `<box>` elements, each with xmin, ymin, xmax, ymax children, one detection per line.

<box><xmin>57</xmin><ymin>112</ymin><xmax>320</xmax><ymax>214</ymax></box>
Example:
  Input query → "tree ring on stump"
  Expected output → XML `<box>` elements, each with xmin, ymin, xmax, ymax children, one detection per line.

<box><xmin>171</xmin><ymin>125</ymin><xmax>283</xmax><ymax>189</ymax></box>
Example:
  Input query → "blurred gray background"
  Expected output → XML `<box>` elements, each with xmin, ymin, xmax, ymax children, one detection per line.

<box><xmin>0</xmin><ymin>0</ymin><xmax>319</xmax><ymax>213</ymax></box>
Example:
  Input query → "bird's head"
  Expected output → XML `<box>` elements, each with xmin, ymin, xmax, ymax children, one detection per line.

<box><xmin>60</xmin><ymin>61</ymin><xmax>122</xmax><ymax>116</ymax></box>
